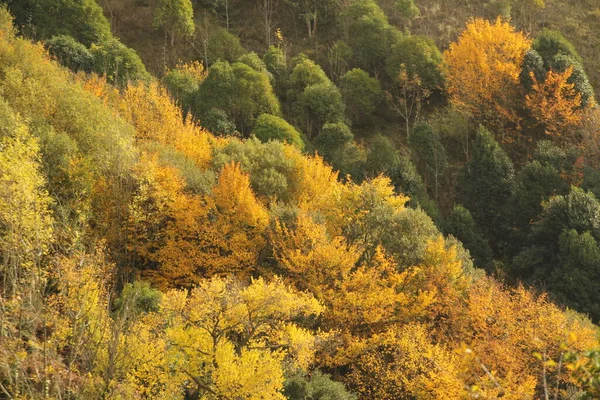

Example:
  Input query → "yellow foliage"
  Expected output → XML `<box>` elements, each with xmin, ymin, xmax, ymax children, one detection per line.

<box><xmin>284</xmin><ymin>145</ymin><xmax>342</xmax><ymax>216</ymax></box>
<box><xmin>349</xmin><ymin>323</ymin><xmax>465</xmax><ymax>400</ymax></box>
<box><xmin>160</xmin><ymin>276</ymin><xmax>322</xmax><ymax>398</ymax></box>
<box><xmin>444</xmin><ymin>17</ymin><xmax>531</xmax><ymax>138</ymax></box>
<box><xmin>119</xmin><ymin>81</ymin><xmax>212</xmax><ymax>168</ymax></box>
<box><xmin>129</xmin><ymin>156</ymin><xmax>268</xmax><ymax>286</ymax></box>
<box><xmin>526</xmin><ymin>67</ymin><xmax>591</xmax><ymax>140</ymax></box>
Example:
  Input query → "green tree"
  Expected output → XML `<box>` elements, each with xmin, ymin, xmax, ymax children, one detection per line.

<box><xmin>340</xmin><ymin>0</ymin><xmax>399</xmax><ymax>76</ymax></box>
<box><xmin>206</xmin><ymin>27</ymin><xmax>247</xmax><ymax>65</ymax></box>
<box><xmin>385</xmin><ymin>34</ymin><xmax>444</xmax><ymax>91</ymax></box>
<box><xmin>8</xmin><ymin>0</ymin><xmax>111</xmax><ymax>46</ymax></box>
<box><xmin>153</xmin><ymin>0</ymin><xmax>195</xmax><ymax>47</ymax></box>
<box><xmin>284</xmin><ymin>371</ymin><xmax>357</xmax><ymax>400</ymax></box>
<box><xmin>90</xmin><ymin>39</ymin><xmax>151</xmax><ymax>86</ymax></box>
<box><xmin>45</xmin><ymin>35</ymin><xmax>93</xmax><ymax>73</ymax></box>
<box><xmin>294</xmin><ymin>83</ymin><xmax>345</xmax><ymax>139</ymax></box>
<box><xmin>341</xmin><ymin>68</ymin><xmax>381</xmax><ymax>125</ymax></box>
<box><xmin>365</xmin><ymin>134</ymin><xmax>398</xmax><ymax>177</ymax></box>
<box><xmin>458</xmin><ymin>127</ymin><xmax>514</xmax><ymax>247</ymax></box>
<box><xmin>445</xmin><ymin>205</ymin><xmax>492</xmax><ymax>269</ymax></box>
<box><xmin>409</xmin><ymin>123</ymin><xmax>447</xmax><ymax>201</ymax></box>
<box><xmin>263</xmin><ymin>45</ymin><xmax>288</xmax><ymax>95</ymax></box>
<box><xmin>254</xmin><ymin>113</ymin><xmax>304</xmax><ymax>149</ymax></box>
<box><xmin>195</xmin><ymin>61</ymin><xmax>281</xmax><ymax>134</ymax></box>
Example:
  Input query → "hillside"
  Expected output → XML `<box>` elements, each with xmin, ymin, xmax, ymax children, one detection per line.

<box><xmin>1</xmin><ymin>0</ymin><xmax>600</xmax><ymax>399</ymax></box>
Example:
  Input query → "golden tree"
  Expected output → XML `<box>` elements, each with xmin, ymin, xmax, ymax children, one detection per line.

<box><xmin>444</xmin><ymin>18</ymin><xmax>531</xmax><ymax>140</ymax></box>
<box><xmin>526</xmin><ymin>66</ymin><xmax>591</xmax><ymax>142</ymax></box>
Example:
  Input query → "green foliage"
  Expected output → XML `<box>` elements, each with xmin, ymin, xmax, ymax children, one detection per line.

<box><xmin>340</xmin><ymin>0</ymin><xmax>399</xmax><ymax>75</ymax></box>
<box><xmin>445</xmin><ymin>205</ymin><xmax>492</xmax><ymax>269</ymax></box>
<box><xmin>314</xmin><ymin>122</ymin><xmax>354</xmax><ymax>157</ymax></box>
<box><xmin>385</xmin><ymin>34</ymin><xmax>444</xmax><ymax>90</ymax></box>
<box><xmin>195</xmin><ymin>61</ymin><xmax>280</xmax><ymax>134</ymax></box>
<box><xmin>90</xmin><ymin>39</ymin><xmax>151</xmax><ymax>86</ymax></box>
<box><xmin>409</xmin><ymin>123</ymin><xmax>447</xmax><ymax>199</ymax></box>
<box><xmin>458</xmin><ymin>127</ymin><xmax>514</xmax><ymax>245</ymax></box>
<box><xmin>45</xmin><ymin>35</ymin><xmax>93</xmax><ymax>73</ymax></box>
<box><xmin>163</xmin><ymin>68</ymin><xmax>202</xmax><ymax>115</ymax></box>
<box><xmin>294</xmin><ymin>83</ymin><xmax>345</xmax><ymax>138</ymax></box>
<box><xmin>288</xmin><ymin>58</ymin><xmax>330</xmax><ymax>96</ymax></box>
<box><xmin>340</xmin><ymin>68</ymin><xmax>381</xmax><ymax>124</ymax></box>
<box><xmin>200</xmin><ymin>108</ymin><xmax>237</xmax><ymax>136</ymax></box>
<box><xmin>8</xmin><ymin>0</ymin><xmax>111</xmax><ymax>46</ymax></box>
<box><xmin>142</xmin><ymin>141</ymin><xmax>216</xmax><ymax>194</ymax></box>
<box><xmin>153</xmin><ymin>0</ymin><xmax>195</xmax><ymax>44</ymax></box>
<box><xmin>533</xmin><ymin>28</ymin><xmax>583</xmax><ymax>67</ymax></box>
<box><xmin>113</xmin><ymin>281</ymin><xmax>162</xmax><ymax>315</ymax></box>
<box><xmin>239</xmin><ymin>51</ymin><xmax>272</xmax><ymax>79</ymax></box>
<box><xmin>212</xmin><ymin>137</ymin><xmax>296</xmax><ymax>201</ymax></box>
<box><xmin>313</xmin><ymin>122</ymin><xmax>364</xmax><ymax>179</ymax></box>
<box><xmin>207</xmin><ymin>27</ymin><xmax>246</xmax><ymax>64</ymax></box>
<box><xmin>254</xmin><ymin>113</ymin><xmax>304</xmax><ymax>149</ymax></box>
<box><xmin>284</xmin><ymin>371</ymin><xmax>357</xmax><ymax>400</ymax></box>
<box><xmin>395</xmin><ymin>0</ymin><xmax>420</xmax><ymax>22</ymax></box>
<box><xmin>365</xmin><ymin>134</ymin><xmax>398</xmax><ymax>176</ymax></box>
<box><xmin>508</xmin><ymin>160</ymin><xmax>568</xmax><ymax>237</ymax></box>
<box><xmin>263</xmin><ymin>45</ymin><xmax>288</xmax><ymax>94</ymax></box>
<box><xmin>520</xmin><ymin>50</ymin><xmax>546</xmax><ymax>91</ymax></box>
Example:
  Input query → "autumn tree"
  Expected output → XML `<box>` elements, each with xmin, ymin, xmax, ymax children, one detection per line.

<box><xmin>443</xmin><ymin>17</ymin><xmax>531</xmax><ymax>139</ymax></box>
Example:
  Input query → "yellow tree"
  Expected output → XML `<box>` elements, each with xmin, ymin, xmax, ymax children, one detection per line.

<box><xmin>160</xmin><ymin>275</ymin><xmax>323</xmax><ymax>399</ymax></box>
<box><xmin>526</xmin><ymin>66</ymin><xmax>591</xmax><ymax>141</ymax></box>
<box><xmin>129</xmin><ymin>158</ymin><xmax>269</xmax><ymax>287</ymax></box>
<box><xmin>444</xmin><ymin>18</ymin><xmax>531</xmax><ymax>140</ymax></box>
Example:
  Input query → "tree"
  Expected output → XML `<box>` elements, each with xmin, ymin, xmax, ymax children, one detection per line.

<box><xmin>445</xmin><ymin>205</ymin><xmax>492</xmax><ymax>269</ymax></box>
<box><xmin>443</xmin><ymin>18</ymin><xmax>531</xmax><ymax>139</ymax></box>
<box><xmin>8</xmin><ymin>0</ymin><xmax>112</xmax><ymax>46</ymax></box>
<box><xmin>409</xmin><ymin>123</ymin><xmax>447</xmax><ymax>201</ymax></box>
<box><xmin>386</xmin><ymin>66</ymin><xmax>430</xmax><ymax>137</ymax></box>
<box><xmin>385</xmin><ymin>34</ymin><xmax>444</xmax><ymax>91</ymax></box>
<box><xmin>458</xmin><ymin>127</ymin><xmax>514</xmax><ymax>247</ymax></box>
<box><xmin>365</xmin><ymin>134</ymin><xmax>398</xmax><ymax>177</ymax></box>
<box><xmin>160</xmin><ymin>275</ymin><xmax>323</xmax><ymax>398</ymax></box>
<box><xmin>206</xmin><ymin>27</ymin><xmax>246</xmax><ymax>65</ymax></box>
<box><xmin>340</xmin><ymin>0</ymin><xmax>399</xmax><ymax>76</ymax></box>
<box><xmin>340</xmin><ymin>68</ymin><xmax>381</xmax><ymax>125</ymax></box>
<box><xmin>153</xmin><ymin>0</ymin><xmax>195</xmax><ymax>48</ymax></box>
<box><xmin>253</xmin><ymin>113</ymin><xmax>304</xmax><ymax>149</ymax></box>
<box><xmin>45</xmin><ymin>34</ymin><xmax>94</xmax><ymax>73</ymax></box>
<box><xmin>525</xmin><ymin>66</ymin><xmax>588</xmax><ymax>142</ymax></box>
<box><xmin>257</xmin><ymin>0</ymin><xmax>280</xmax><ymax>47</ymax></box>
<box><xmin>195</xmin><ymin>61</ymin><xmax>281</xmax><ymax>135</ymax></box>
<box><xmin>294</xmin><ymin>83</ymin><xmax>345</xmax><ymax>139</ymax></box>
<box><xmin>284</xmin><ymin>370</ymin><xmax>356</xmax><ymax>400</ymax></box>
<box><xmin>90</xmin><ymin>39</ymin><xmax>151</xmax><ymax>86</ymax></box>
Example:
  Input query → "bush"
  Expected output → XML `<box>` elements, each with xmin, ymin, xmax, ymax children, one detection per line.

<box><xmin>45</xmin><ymin>35</ymin><xmax>93</xmax><ymax>72</ymax></box>
<box><xmin>91</xmin><ymin>39</ymin><xmax>150</xmax><ymax>86</ymax></box>
<box><xmin>253</xmin><ymin>114</ymin><xmax>304</xmax><ymax>149</ymax></box>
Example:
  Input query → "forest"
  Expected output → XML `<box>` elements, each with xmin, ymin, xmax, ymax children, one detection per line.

<box><xmin>2</xmin><ymin>0</ymin><xmax>600</xmax><ymax>398</ymax></box>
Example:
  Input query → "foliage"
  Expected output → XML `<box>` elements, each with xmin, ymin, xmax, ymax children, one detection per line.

<box><xmin>90</xmin><ymin>39</ymin><xmax>151</xmax><ymax>86</ymax></box>
<box><xmin>195</xmin><ymin>61</ymin><xmax>281</xmax><ymax>134</ymax></box>
<box><xmin>386</xmin><ymin>34</ymin><xmax>444</xmax><ymax>91</ymax></box>
<box><xmin>254</xmin><ymin>113</ymin><xmax>304</xmax><ymax>149</ymax></box>
<box><xmin>340</xmin><ymin>68</ymin><xmax>381</xmax><ymax>125</ymax></box>
<box><xmin>153</xmin><ymin>0</ymin><xmax>195</xmax><ymax>46</ymax></box>
<box><xmin>45</xmin><ymin>34</ymin><xmax>93</xmax><ymax>72</ymax></box>
<box><xmin>458</xmin><ymin>127</ymin><xmax>514</xmax><ymax>246</ymax></box>
<box><xmin>8</xmin><ymin>0</ymin><xmax>111</xmax><ymax>46</ymax></box>
<box><xmin>443</xmin><ymin>17</ymin><xmax>531</xmax><ymax>138</ymax></box>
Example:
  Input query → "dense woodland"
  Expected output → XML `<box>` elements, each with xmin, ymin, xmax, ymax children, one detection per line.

<box><xmin>3</xmin><ymin>0</ymin><xmax>600</xmax><ymax>398</ymax></box>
